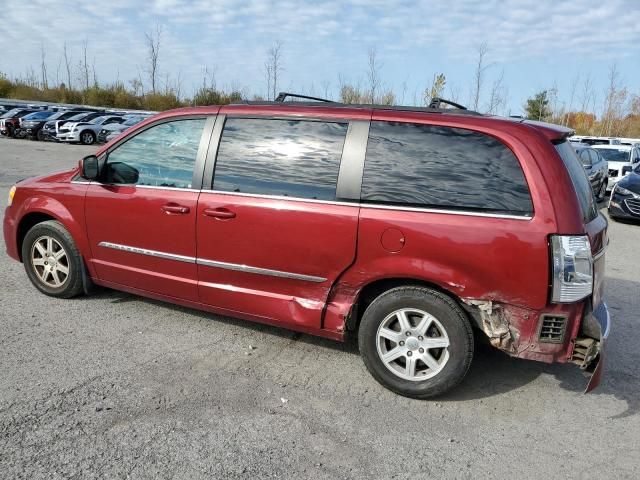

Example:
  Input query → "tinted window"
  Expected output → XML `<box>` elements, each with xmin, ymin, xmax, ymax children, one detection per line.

<box><xmin>213</xmin><ymin>118</ymin><xmax>348</xmax><ymax>200</ymax></box>
<box><xmin>594</xmin><ymin>148</ymin><xmax>631</xmax><ymax>163</ymax></box>
<box><xmin>578</xmin><ymin>150</ymin><xmax>591</xmax><ymax>167</ymax></box>
<box><xmin>555</xmin><ymin>141</ymin><xmax>598</xmax><ymax>222</ymax></box>
<box><xmin>361</xmin><ymin>122</ymin><xmax>533</xmax><ymax>215</ymax></box>
<box><xmin>589</xmin><ymin>150</ymin><xmax>600</xmax><ymax>165</ymax></box>
<box><xmin>106</xmin><ymin>119</ymin><xmax>205</xmax><ymax>188</ymax></box>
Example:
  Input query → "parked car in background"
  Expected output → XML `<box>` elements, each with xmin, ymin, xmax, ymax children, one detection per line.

<box><xmin>572</xmin><ymin>142</ymin><xmax>608</xmax><ymax>201</ymax></box>
<box><xmin>42</xmin><ymin>111</ymin><xmax>107</xmax><ymax>141</ymax></box>
<box><xmin>571</xmin><ymin>136</ymin><xmax>621</xmax><ymax>146</ymax></box>
<box><xmin>608</xmin><ymin>164</ymin><xmax>640</xmax><ymax>222</ymax></box>
<box><xmin>3</xmin><ymin>95</ymin><xmax>610</xmax><ymax>398</ymax></box>
<box><xmin>13</xmin><ymin>110</ymin><xmax>57</xmax><ymax>139</ymax></box>
<box><xmin>57</xmin><ymin>115</ymin><xmax>123</xmax><ymax>145</ymax></box>
<box><xmin>0</xmin><ymin>108</ymin><xmax>38</xmax><ymax>137</ymax></box>
<box><xmin>593</xmin><ymin>144</ymin><xmax>640</xmax><ymax>191</ymax></box>
<box><xmin>29</xmin><ymin>110</ymin><xmax>87</xmax><ymax>141</ymax></box>
<box><xmin>98</xmin><ymin>115</ymin><xmax>149</xmax><ymax>143</ymax></box>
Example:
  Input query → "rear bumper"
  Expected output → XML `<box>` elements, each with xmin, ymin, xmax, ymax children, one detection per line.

<box><xmin>581</xmin><ymin>301</ymin><xmax>611</xmax><ymax>393</ymax></box>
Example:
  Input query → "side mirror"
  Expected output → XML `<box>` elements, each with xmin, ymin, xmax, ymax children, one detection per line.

<box><xmin>81</xmin><ymin>155</ymin><xmax>100</xmax><ymax>180</ymax></box>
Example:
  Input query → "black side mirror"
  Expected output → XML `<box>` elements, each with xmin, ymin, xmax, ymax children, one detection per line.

<box><xmin>81</xmin><ymin>155</ymin><xmax>100</xmax><ymax>180</ymax></box>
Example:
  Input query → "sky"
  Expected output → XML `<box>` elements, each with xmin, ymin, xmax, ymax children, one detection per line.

<box><xmin>1</xmin><ymin>0</ymin><xmax>639</xmax><ymax>115</ymax></box>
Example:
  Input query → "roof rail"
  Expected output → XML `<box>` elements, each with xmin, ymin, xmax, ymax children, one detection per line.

<box><xmin>428</xmin><ymin>97</ymin><xmax>468</xmax><ymax>110</ymax></box>
<box><xmin>275</xmin><ymin>92</ymin><xmax>332</xmax><ymax>103</ymax></box>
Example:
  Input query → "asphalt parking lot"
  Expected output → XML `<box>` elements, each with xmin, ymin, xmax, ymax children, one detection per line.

<box><xmin>0</xmin><ymin>137</ymin><xmax>639</xmax><ymax>479</ymax></box>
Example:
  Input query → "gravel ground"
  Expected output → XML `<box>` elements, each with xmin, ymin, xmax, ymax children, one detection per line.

<box><xmin>0</xmin><ymin>137</ymin><xmax>639</xmax><ymax>479</ymax></box>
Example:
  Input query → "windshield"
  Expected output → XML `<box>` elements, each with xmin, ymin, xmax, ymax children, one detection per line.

<box><xmin>23</xmin><ymin>111</ymin><xmax>55</xmax><ymax>120</ymax></box>
<box><xmin>91</xmin><ymin>117</ymin><xmax>112</xmax><ymax>125</ymax></box>
<box><xmin>594</xmin><ymin>148</ymin><xmax>631</xmax><ymax>162</ymax></box>
<box><xmin>0</xmin><ymin>109</ymin><xmax>23</xmax><ymax>118</ymax></box>
<box><xmin>123</xmin><ymin>117</ymin><xmax>143</xmax><ymax>126</ymax></box>
<box><xmin>67</xmin><ymin>113</ymin><xmax>89</xmax><ymax>122</ymax></box>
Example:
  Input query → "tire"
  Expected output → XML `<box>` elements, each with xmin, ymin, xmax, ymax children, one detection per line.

<box><xmin>80</xmin><ymin>130</ymin><xmax>96</xmax><ymax>145</ymax></box>
<box><xmin>358</xmin><ymin>286</ymin><xmax>473</xmax><ymax>399</ymax></box>
<box><xmin>21</xmin><ymin>220</ymin><xmax>84</xmax><ymax>299</ymax></box>
<box><xmin>596</xmin><ymin>181</ymin><xmax>607</xmax><ymax>202</ymax></box>
<box><xmin>36</xmin><ymin>130</ymin><xmax>45</xmax><ymax>141</ymax></box>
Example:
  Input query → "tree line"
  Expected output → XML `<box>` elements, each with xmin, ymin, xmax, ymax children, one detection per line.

<box><xmin>1</xmin><ymin>35</ymin><xmax>639</xmax><ymax>137</ymax></box>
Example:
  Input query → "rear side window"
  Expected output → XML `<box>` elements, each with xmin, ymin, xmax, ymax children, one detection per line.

<box><xmin>213</xmin><ymin>118</ymin><xmax>348</xmax><ymax>201</ymax></box>
<box><xmin>555</xmin><ymin>141</ymin><xmax>598</xmax><ymax>223</ymax></box>
<box><xmin>361</xmin><ymin>122</ymin><xmax>533</xmax><ymax>215</ymax></box>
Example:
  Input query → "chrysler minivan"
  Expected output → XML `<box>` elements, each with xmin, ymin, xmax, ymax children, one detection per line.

<box><xmin>4</xmin><ymin>95</ymin><xmax>610</xmax><ymax>398</ymax></box>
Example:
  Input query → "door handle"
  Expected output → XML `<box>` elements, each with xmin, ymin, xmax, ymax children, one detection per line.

<box><xmin>162</xmin><ymin>204</ymin><xmax>190</xmax><ymax>214</ymax></box>
<box><xmin>203</xmin><ymin>207</ymin><xmax>236</xmax><ymax>219</ymax></box>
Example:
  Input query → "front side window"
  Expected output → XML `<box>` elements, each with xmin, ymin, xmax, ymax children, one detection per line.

<box><xmin>213</xmin><ymin>118</ymin><xmax>348</xmax><ymax>201</ymax></box>
<box><xmin>361</xmin><ymin>121</ymin><xmax>533</xmax><ymax>215</ymax></box>
<box><xmin>105</xmin><ymin>118</ymin><xmax>205</xmax><ymax>188</ymax></box>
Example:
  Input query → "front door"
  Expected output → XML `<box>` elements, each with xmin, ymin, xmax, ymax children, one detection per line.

<box><xmin>85</xmin><ymin>117</ymin><xmax>209</xmax><ymax>301</ymax></box>
<box><xmin>195</xmin><ymin>114</ymin><xmax>362</xmax><ymax>330</ymax></box>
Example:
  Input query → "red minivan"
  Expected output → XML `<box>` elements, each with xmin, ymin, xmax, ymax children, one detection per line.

<box><xmin>3</xmin><ymin>95</ymin><xmax>610</xmax><ymax>398</ymax></box>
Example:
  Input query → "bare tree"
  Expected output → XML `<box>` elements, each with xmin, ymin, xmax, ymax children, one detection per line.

<box><xmin>40</xmin><ymin>44</ymin><xmax>48</xmax><ymax>89</ymax></box>
<box><xmin>471</xmin><ymin>42</ymin><xmax>489</xmax><ymax>111</ymax></box>
<box><xmin>367</xmin><ymin>47</ymin><xmax>381</xmax><ymax>104</ymax></box>
<box><xmin>320</xmin><ymin>80</ymin><xmax>331</xmax><ymax>100</ymax></box>
<box><xmin>63</xmin><ymin>42</ymin><xmax>73</xmax><ymax>89</ymax></box>
<box><xmin>264</xmin><ymin>41</ymin><xmax>283</xmax><ymax>100</ymax></box>
<box><xmin>485</xmin><ymin>69</ymin><xmax>506</xmax><ymax>115</ymax></box>
<box><xmin>145</xmin><ymin>25</ymin><xmax>162</xmax><ymax>94</ymax></box>
<box><xmin>80</xmin><ymin>39</ymin><xmax>90</xmax><ymax>90</ymax></box>
<box><xmin>563</xmin><ymin>72</ymin><xmax>580</xmax><ymax>125</ymax></box>
<box><xmin>600</xmin><ymin>63</ymin><xmax>628</xmax><ymax>136</ymax></box>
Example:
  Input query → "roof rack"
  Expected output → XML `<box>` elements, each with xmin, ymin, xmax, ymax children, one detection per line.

<box><xmin>427</xmin><ymin>97</ymin><xmax>468</xmax><ymax>110</ymax></box>
<box><xmin>233</xmin><ymin>92</ymin><xmax>481</xmax><ymax>116</ymax></box>
<box><xmin>275</xmin><ymin>92</ymin><xmax>332</xmax><ymax>103</ymax></box>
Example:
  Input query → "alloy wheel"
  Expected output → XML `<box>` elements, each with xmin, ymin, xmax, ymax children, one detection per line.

<box><xmin>376</xmin><ymin>308</ymin><xmax>450</xmax><ymax>381</ymax></box>
<box><xmin>30</xmin><ymin>236</ymin><xmax>70</xmax><ymax>288</ymax></box>
<box><xmin>81</xmin><ymin>132</ymin><xmax>94</xmax><ymax>144</ymax></box>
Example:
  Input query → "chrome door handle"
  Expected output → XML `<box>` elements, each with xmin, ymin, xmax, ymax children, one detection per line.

<box><xmin>203</xmin><ymin>208</ymin><xmax>236</xmax><ymax>219</ymax></box>
<box><xmin>162</xmin><ymin>204</ymin><xmax>190</xmax><ymax>214</ymax></box>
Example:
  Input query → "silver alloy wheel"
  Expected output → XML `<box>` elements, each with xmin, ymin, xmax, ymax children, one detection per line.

<box><xmin>81</xmin><ymin>132</ymin><xmax>94</xmax><ymax>144</ymax></box>
<box><xmin>30</xmin><ymin>235</ymin><xmax>70</xmax><ymax>288</ymax></box>
<box><xmin>376</xmin><ymin>308</ymin><xmax>450</xmax><ymax>381</ymax></box>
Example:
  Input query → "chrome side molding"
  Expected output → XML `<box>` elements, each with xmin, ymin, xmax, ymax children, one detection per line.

<box><xmin>97</xmin><ymin>242</ymin><xmax>326</xmax><ymax>283</ymax></box>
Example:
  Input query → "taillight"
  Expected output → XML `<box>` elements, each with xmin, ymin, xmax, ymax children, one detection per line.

<box><xmin>550</xmin><ymin>235</ymin><xmax>593</xmax><ymax>303</ymax></box>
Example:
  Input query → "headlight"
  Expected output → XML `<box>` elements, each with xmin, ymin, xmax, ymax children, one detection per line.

<box><xmin>614</xmin><ymin>185</ymin><xmax>634</xmax><ymax>196</ymax></box>
<box><xmin>8</xmin><ymin>185</ymin><xmax>16</xmax><ymax>206</ymax></box>
<box><xmin>550</xmin><ymin>235</ymin><xmax>593</xmax><ymax>303</ymax></box>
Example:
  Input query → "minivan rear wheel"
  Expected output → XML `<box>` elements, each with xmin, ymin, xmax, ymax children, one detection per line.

<box><xmin>358</xmin><ymin>286</ymin><xmax>473</xmax><ymax>398</ymax></box>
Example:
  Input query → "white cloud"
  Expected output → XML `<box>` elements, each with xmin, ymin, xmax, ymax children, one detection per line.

<box><xmin>0</xmin><ymin>0</ymin><xmax>638</xmax><ymax>103</ymax></box>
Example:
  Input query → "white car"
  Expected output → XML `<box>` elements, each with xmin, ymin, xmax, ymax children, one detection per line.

<box><xmin>593</xmin><ymin>144</ymin><xmax>640</xmax><ymax>191</ymax></box>
<box><xmin>56</xmin><ymin>115</ymin><xmax>124</xmax><ymax>145</ymax></box>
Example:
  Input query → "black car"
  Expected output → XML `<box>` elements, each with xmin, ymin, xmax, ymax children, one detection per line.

<box><xmin>572</xmin><ymin>142</ymin><xmax>608</xmax><ymax>201</ymax></box>
<box><xmin>14</xmin><ymin>110</ymin><xmax>57</xmax><ymax>140</ymax></box>
<box><xmin>27</xmin><ymin>110</ymin><xmax>87</xmax><ymax>141</ymax></box>
<box><xmin>41</xmin><ymin>111</ymin><xmax>106</xmax><ymax>141</ymax></box>
<box><xmin>609</xmin><ymin>164</ymin><xmax>640</xmax><ymax>222</ymax></box>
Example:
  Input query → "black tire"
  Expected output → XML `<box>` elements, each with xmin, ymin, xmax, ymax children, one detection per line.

<box><xmin>80</xmin><ymin>130</ymin><xmax>96</xmax><ymax>145</ymax></box>
<box><xmin>358</xmin><ymin>286</ymin><xmax>473</xmax><ymax>399</ymax></box>
<box><xmin>596</xmin><ymin>180</ymin><xmax>607</xmax><ymax>202</ymax></box>
<box><xmin>36</xmin><ymin>129</ymin><xmax>45</xmax><ymax>141</ymax></box>
<box><xmin>21</xmin><ymin>220</ymin><xmax>84</xmax><ymax>299</ymax></box>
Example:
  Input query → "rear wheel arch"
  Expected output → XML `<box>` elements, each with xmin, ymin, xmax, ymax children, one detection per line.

<box><xmin>345</xmin><ymin>277</ymin><xmax>465</xmax><ymax>333</ymax></box>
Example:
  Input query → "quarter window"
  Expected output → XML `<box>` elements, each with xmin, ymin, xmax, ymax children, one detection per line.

<box><xmin>105</xmin><ymin>118</ymin><xmax>205</xmax><ymax>188</ymax></box>
<box><xmin>213</xmin><ymin>118</ymin><xmax>348</xmax><ymax>201</ymax></box>
<box><xmin>361</xmin><ymin>122</ymin><xmax>533</xmax><ymax>215</ymax></box>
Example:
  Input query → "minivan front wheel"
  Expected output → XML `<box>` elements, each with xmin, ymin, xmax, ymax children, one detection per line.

<box><xmin>22</xmin><ymin>220</ymin><xmax>84</xmax><ymax>298</ymax></box>
<box><xmin>358</xmin><ymin>286</ymin><xmax>473</xmax><ymax>398</ymax></box>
